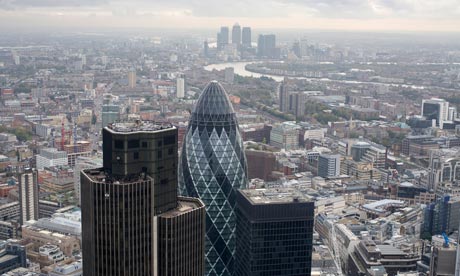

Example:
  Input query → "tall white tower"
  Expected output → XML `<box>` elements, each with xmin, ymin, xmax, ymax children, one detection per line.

<box><xmin>176</xmin><ymin>75</ymin><xmax>185</xmax><ymax>99</ymax></box>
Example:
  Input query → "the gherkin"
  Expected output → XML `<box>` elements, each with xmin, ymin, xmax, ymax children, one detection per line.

<box><xmin>179</xmin><ymin>80</ymin><xmax>248</xmax><ymax>276</ymax></box>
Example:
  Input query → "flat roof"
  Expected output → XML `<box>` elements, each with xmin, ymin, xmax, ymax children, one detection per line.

<box><xmin>158</xmin><ymin>197</ymin><xmax>204</xmax><ymax>218</ymax></box>
<box><xmin>106</xmin><ymin>120</ymin><xmax>174</xmax><ymax>133</ymax></box>
<box><xmin>377</xmin><ymin>245</ymin><xmax>405</xmax><ymax>255</ymax></box>
<box><xmin>239</xmin><ymin>188</ymin><xmax>312</xmax><ymax>205</ymax></box>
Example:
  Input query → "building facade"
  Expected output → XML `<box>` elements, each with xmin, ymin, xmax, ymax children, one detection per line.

<box><xmin>318</xmin><ymin>154</ymin><xmax>341</xmax><ymax>178</ymax></box>
<box><xmin>82</xmin><ymin>121</ymin><xmax>205</xmax><ymax>276</ymax></box>
<box><xmin>18</xmin><ymin>169</ymin><xmax>39</xmax><ymax>224</ymax></box>
<box><xmin>179</xmin><ymin>81</ymin><xmax>248</xmax><ymax>276</ymax></box>
<box><xmin>235</xmin><ymin>188</ymin><xmax>314</xmax><ymax>276</ymax></box>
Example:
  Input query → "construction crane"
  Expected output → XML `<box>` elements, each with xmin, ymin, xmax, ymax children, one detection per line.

<box><xmin>73</xmin><ymin>122</ymin><xmax>78</xmax><ymax>153</ymax></box>
<box><xmin>61</xmin><ymin>119</ymin><xmax>65</xmax><ymax>151</ymax></box>
<box><xmin>330</xmin><ymin>223</ymin><xmax>344</xmax><ymax>276</ymax></box>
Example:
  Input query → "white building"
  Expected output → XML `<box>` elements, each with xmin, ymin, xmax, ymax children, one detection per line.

<box><xmin>36</xmin><ymin>148</ymin><xmax>68</xmax><ymax>170</ymax></box>
<box><xmin>49</xmin><ymin>260</ymin><xmax>82</xmax><ymax>276</ymax></box>
<box><xmin>74</xmin><ymin>156</ymin><xmax>102</xmax><ymax>205</ymax></box>
<box><xmin>270</xmin><ymin>121</ymin><xmax>300</xmax><ymax>150</ymax></box>
<box><xmin>19</xmin><ymin>169</ymin><xmax>39</xmax><ymax>224</ymax></box>
<box><xmin>176</xmin><ymin>75</ymin><xmax>185</xmax><ymax>98</ymax></box>
<box><xmin>304</xmin><ymin>128</ymin><xmax>327</xmax><ymax>141</ymax></box>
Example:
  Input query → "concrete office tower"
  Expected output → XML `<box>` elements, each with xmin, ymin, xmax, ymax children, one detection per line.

<box><xmin>19</xmin><ymin>169</ymin><xmax>39</xmax><ymax>224</ymax></box>
<box><xmin>232</xmin><ymin>23</ymin><xmax>241</xmax><ymax>45</ymax></box>
<box><xmin>128</xmin><ymin>69</ymin><xmax>136</xmax><ymax>88</ymax></box>
<box><xmin>82</xmin><ymin>121</ymin><xmax>205</xmax><ymax>276</ymax></box>
<box><xmin>242</xmin><ymin>27</ymin><xmax>251</xmax><ymax>48</ymax></box>
<box><xmin>235</xmin><ymin>188</ymin><xmax>314</xmax><ymax>276</ymax></box>
<box><xmin>318</xmin><ymin>154</ymin><xmax>341</xmax><ymax>178</ymax></box>
<box><xmin>179</xmin><ymin>81</ymin><xmax>249</xmax><ymax>276</ymax></box>
<box><xmin>278</xmin><ymin>77</ymin><xmax>290</xmax><ymax>113</ymax></box>
<box><xmin>176</xmin><ymin>74</ymin><xmax>185</xmax><ymax>98</ymax></box>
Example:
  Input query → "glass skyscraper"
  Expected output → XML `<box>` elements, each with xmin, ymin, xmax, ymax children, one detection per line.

<box><xmin>179</xmin><ymin>81</ymin><xmax>248</xmax><ymax>276</ymax></box>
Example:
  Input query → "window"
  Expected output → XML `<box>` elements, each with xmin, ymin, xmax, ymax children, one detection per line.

<box><xmin>142</xmin><ymin>141</ymin><xmax>148</xmax><ymax>148</ymax></box>
<box><xmin>168</xmin><ymin>148</ymin><xmax>174</xmax><ymax>155</ymax></box>
<box><xmin>163</xmin><ymin>135</ymin><xmax>176</xmax><ymax>145</ymax></box>
<box><xmin>128</xmin><ymin>140</ymin><xmax>140</xmax><ymax>149</ymax></box>
<box><xmin>114</xmin><ymin>140</ymin><xmax>124</xmax><ymax>149</ymax></box>
<box><xmin>158</xmin><ymin>150</ymin><xmax>162</xmax><ymax>158</ymax></box>
<box><xmin>133</xmin><ymin>152</ymin><xmax>139</xmax><ymax>160</ymax></box>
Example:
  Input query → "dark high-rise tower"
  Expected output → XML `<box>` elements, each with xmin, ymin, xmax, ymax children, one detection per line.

<box><xmin>179</xmin><ymin>81</ymin><xmax>249</xmax><ymax>276</ymax></box>
<box><xmin>235</xmin><ymin>188</ymin><xmax>314</xmax><ymax>276</ymax></box>
<box><xmin>242</xmin><ymin>27</ymin><xmax>251</xmax><ymax>48</ymax></box>
<box><xmin>82</xmin><ymin>121</ymin><xmax>205</xmax><ymax>276</ymax></box>
<box><xmin>232</xmin><ymin>23</ymin><xmax>241</xmax><ymax>45</ymax></box>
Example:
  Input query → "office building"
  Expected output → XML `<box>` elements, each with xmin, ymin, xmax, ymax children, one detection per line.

<box><xmin>36</xmin><ymin>148</ymin><xmax>68</xmax><ymax>170</ymax></box>
<box><xmin>270</xmin><ymin>121</ymin><xmax>300</xmax><ymax>150</ymax></box>
<box><xmin>18</xmin><ymin>169</ymin><xmax>39</xmax><ymax>224</ymax></box>
<box><xmin>279</xmin><ymin>78</ymin><xmax>290</xmax><ymax>113</ymax></box>
<box><xmin>128</xmin><ymin>69</ymin><xmax>136</xmax><ymax>88</ymax></box>
<box><xmin>318</xmin><ymin>154</ymin><xmax>341</xmax><ymax>178</ymax></box>
<box><xmin>428</xmin><ymin>148</ymin><xmax>460</xmax><ymax>191</ymax></box>
<box><xmin>257</xmin><ymin>34</ymin><xmax>278</xmax><ymax>59</ymax></box>
<box><xmin>48</xmin><ymin>260</ymin><xmax>82</xmax><ymax>276</ymax></box>
<box><xmin>218</xmin><ymin>26</ymin><xmax>229</xmax><ymax>49</ymax></box>
<box><xmin>232</xmin><ymin>23</ymin><xmax>241</xmax><ymax>45</ymax></box>
<box><xmin>421</xmin><ymin>98</ymin><xmax>451</xmax><ymax>128</ymax></box>
<box><xmin>351</xmin><ymin>141</ymin><xmax>371</xmax><ymax>162</ymax></box>
<box><xmin>401</xmin><ymin>135</ymin><xmax>433</xmax><ymax>156</ymax></box>
<box><xmin>235</xmin><ymin>188</ymin><xmax>314</xmax><ymax>276</ymax></box>
<box><xmin>73</xmin><ymin>156</ymin><xmax>102</xmax><ymax>206</ymax></box>
<box><xmin>245</xmin><ymin>149</ymin><xmax>276</xmax><ymax>181</ymax></box>
<box><xmin>422</xmin><ymin>195</ymin><xmax>460</xmax><ymax>237</ymax></box>
<box><xmin>430</xmin><ymin>243</ymin><xmax>457</xmax><ymax>276</ymax></box>
<box><xmin>0</xmin><ymin>202</ymin><xmax>20</xmax><ymax>221</ymax></box>
<box><xmin>82</xmin><ymin>121</ymin><xmax>205</xmax><ymax>276</ymax></box>
<box><xmin>0</xmin><ymin>241</ymin><xmax>27</xmax><ymax>274</ymax></box>
<box><xmin>242</xmin><ymin>27</ymin><xmax>251</xmax><ymax>48</ymax></box>
<box><xmin>176</xmin><ymin>74</ymin><xmax>185</xmax><ymax>98</ymax></box>
<box><xmin>101</xmin><ymin>104</ymin><xmax>120</xmax><ymax>129</ymax></box>
<box><xmin>179</xmin><ymin>81</ymin><xmax>248</xmax><ymax>276</ymax></box>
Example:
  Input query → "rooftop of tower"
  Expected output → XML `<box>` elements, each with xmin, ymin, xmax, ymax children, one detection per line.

<box><xmin>193</xmin><ymin>81</ymin><xmax>234</xmax><ymax>115</ymax></box>
<box><xmin>82</xmin><ymin>167</ymin><xmax>153</xmax><ymax>184</ymax></box>
<box><xmin>106</xmin><ymin>120</ymin><xmax>174</xmax><ymax>133</ymax></box>
<box><xmin>158</xmin><ymin>197</ymin><xmax>205</xmax><ymax>219</ymax></box>
<box><xmin>239</xmin><ymin>188</ymin><xmax>312</xmax><ymax>205</ymax></box>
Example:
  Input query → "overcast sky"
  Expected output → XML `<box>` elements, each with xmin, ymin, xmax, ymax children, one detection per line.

<box><xmin>1</xmin><ymin>0</ymin><xmax>459</xmax><ymax>32</ymax></box>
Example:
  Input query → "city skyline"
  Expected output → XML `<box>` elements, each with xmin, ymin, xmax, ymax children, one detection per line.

<box><xmin>0</xmin><ymin>0</ymin><xmax>460</xmax><ymax>32</ymax></box>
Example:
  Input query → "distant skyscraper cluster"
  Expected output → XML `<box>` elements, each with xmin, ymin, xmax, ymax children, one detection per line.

<box><xmin>217</xmin><ymin>23</ymin><xmax>251</xmax><ymax>50</ymax></box>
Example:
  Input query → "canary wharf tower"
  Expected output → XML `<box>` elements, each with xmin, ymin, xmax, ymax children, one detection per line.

<box><xmin>179</xmin><ymin>81</ymin><xmax>248</xmax><ymax>275</ymax></box>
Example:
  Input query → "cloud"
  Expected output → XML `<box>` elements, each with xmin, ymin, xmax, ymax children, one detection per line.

<box><xmin>0</xmin><ymin>0</ymin><xmax>460</xmax><ymax>19</ymax></box>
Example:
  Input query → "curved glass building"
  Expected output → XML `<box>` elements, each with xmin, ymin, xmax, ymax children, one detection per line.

<box><xmin>179</xmin><ymin>80</ymin><xmax>248</xmax><ymax>276</ymax></box>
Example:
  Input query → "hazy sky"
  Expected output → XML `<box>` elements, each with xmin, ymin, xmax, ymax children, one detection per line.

<box><xmin>1</xmin><ymin>0</ymin><xmax>459</xmax><ymax>32</ymax></box>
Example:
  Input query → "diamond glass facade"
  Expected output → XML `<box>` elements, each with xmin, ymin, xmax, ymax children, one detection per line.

<box><xmin>179</xmin><ymin>81</ymin><xmax>248</xmax><ymax>276</ymax></box>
